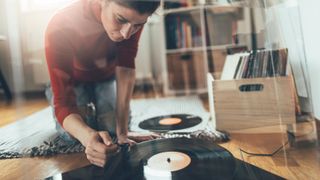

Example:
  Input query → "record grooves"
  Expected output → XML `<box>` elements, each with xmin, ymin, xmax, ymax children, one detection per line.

<box><xmin>138</xmin><ymin>114</ymin><xmax>202</xmax><ymax>132</ymax></box>
<box><xmin>104</xmin><ymin>138</ymin><xmax>236</xmax><ymax>180</ymax></box>
<box><xmin>58</xmin><ymin>138</ymin><xmax>285</xmax><ymax>180</ymax></box>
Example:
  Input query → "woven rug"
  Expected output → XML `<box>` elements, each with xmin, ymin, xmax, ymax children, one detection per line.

<box><xmin>130</xmin><ymin>96</ymin><xmax>210</xmax><ymax>132</ymax></box>
<box><xmin>0</xmin><ymin>96</ymin><xmax>227</xmax><ymax>159</ymax></box>
<box><xmin>0</xmin><ymin>107</ymin><xmax>84</xmax><ymax>159</ymax></box>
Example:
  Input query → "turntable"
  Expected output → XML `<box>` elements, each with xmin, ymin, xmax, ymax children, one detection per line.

<box><xmin>59</xmin><ymin>138</ymin><xmax>284</xmax><ymax>180</ymax></box>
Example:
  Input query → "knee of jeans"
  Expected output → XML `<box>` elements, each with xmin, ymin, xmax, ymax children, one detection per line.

<box><xmin>95</xmin><ymin>81</ymin><xmax>117</xmax><ymax>111</ymax></box>
<box><xmin>96</xmin><ymin>110</ymin><xmax>132</xmax><ymax>135</ymax></box>
<box><xmin>45</xmin><ymin>85</ymin><xmax>53</xmax><ymax>105</ymax></box>
<box><xmin>97</xmin><ymin>112</ymin><xmax>116</xmax><ymax>135</ymax></box>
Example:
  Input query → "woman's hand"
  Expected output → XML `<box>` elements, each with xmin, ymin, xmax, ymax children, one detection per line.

<box><xmin>84</xmin><ymin>131</ymin><xmax>118</xmax><ymax>167</ymax></box>
<box><xmin>117</xmin><ymin>134</ymin><xmax>136</xmax><ymax>145</ymax></box>
<box><xmin>62</xmin><ymin>114</ymin><xmax>118</xmax><ymax>167</ymax></box>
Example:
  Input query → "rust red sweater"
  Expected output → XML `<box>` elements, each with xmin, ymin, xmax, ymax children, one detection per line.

<box><xmin>45</xmin><ymin>0</ymin><xmax>142</xmax><ymax>125</ymax></box>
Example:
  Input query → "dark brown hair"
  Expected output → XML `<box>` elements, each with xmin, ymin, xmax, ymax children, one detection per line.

<box><xmin>109</xmin><ymin>0</ymin><xmax>160</xmax><ymax>14</ymax></box>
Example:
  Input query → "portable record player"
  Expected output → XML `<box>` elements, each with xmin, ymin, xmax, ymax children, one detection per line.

<box><xmin>58</xmin><ymin>138</ymin><xmax>284</xmax><ymax>180</ymax></box>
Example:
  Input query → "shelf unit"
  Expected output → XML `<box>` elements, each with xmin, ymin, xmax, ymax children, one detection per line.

<box><xmin>160</xmin><ymin>2</ymin><xmax>250</xmax><ymax>95</ymax></box>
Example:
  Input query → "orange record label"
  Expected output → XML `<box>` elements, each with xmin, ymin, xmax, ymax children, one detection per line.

<box><xmin>159</xmin><ymin>118</ymin><xmax>182</xmax><ymax>125</ymax></box>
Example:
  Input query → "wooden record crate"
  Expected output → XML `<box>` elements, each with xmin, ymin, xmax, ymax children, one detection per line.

<box><xmin>207</xmin><ymin>73</ymin><xmax>296</xmax><ymax>131</ymax></box>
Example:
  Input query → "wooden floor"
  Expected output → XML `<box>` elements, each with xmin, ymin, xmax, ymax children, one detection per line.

<box><xmin>1</xmin><ymin>93</ymin><xmax>320</xmax><ymax>180</ymax></box>
<box><xmin>0</xmin><ymin>85</ymin><xmax>161</xmax><ymax>127</ymax></box>
<box><xmin>0</xmin><ymin>97</ymin><xmax>49</xmax><ymax>127</ymax></box>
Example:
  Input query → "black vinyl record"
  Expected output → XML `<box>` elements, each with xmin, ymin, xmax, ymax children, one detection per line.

<box><xmin>138</xmin><ymin>114</ymin><xmax>202</xmax><ymax>132</ymax></box>
<box><xmin>58</xmin><ymin>138</ymin><xmax>284</xmax><ymax>180</ymax></box>
<box><xmin>104</xmin><ymin>138</ymin><xmax>236</xmax><ymax>180</ymax></box>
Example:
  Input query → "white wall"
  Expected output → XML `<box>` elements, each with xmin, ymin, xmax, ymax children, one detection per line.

<box><xmin>149</xmin><ymin>15</ymin><xmax>166</xmax><ymax>85</ymax></box>
<box><xmin>135</xmin><ymin>25</ymin><xmax>152</xmax><ymax>81</ymax></box>
<box><xmin>4</xmin><ymin>0</ymin><xmax>25</xmax><ymax>94</ymax></box>
<box><xmin>20</xmin><ymin>9</ymin><xmax>53</xmax><ymax>90</ymax></box>
<box><xmin>299</xmin><ymin>0</ymin><xmax>320</xmax><ymax>119</ymax></box>
<box><xmin>136</xmin><ymin>14</ymin><xmax>165</xmax><ymax>84</ymax></box>
<box><xmin>1</xmin><ymin>0</ymin><xmax>68</xmax><ymax>93</ymax></box>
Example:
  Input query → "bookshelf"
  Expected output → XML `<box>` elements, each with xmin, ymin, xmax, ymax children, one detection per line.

<box><xmin>160</xmin><ymin>1</ymin><xmax>249</xmax><ymax>95</ymax></box>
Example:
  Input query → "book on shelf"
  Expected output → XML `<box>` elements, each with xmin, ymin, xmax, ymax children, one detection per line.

<box><xmin>164</xmin><ymin>0</ymin><xmax>200</xmax><ymax>9</ymax></box>
<box><xmin>205</xmin><ymin>7</ymin><xmax>243</xmax><ymax>47</ymax></box>
<box><xmin>165</xmin><ymin>14</ymin><xmax>202</xmax><ymax>50</ymax></box>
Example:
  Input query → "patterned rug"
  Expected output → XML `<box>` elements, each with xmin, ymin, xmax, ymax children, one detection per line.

<box><xmin>0</xmin><ymin>96</ymin><xmax>228</xmax><ymax>159</ymax></box>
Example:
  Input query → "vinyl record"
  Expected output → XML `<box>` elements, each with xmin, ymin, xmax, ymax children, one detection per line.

<box><xmin>138</xmin><ymin>114</ymin><xmax>202</xmax><ymax>132</ymax></box>
<box><xmin>104</xmin><ymin>138</ymin><xmax>236</xmax><ymax>180</ymax></box>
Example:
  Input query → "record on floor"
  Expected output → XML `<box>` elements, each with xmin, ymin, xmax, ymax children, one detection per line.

<box><xmin>138</xmin><ymin>114</ymin><xmax>202</xmax><ymax>132</ymax></box>
<box><xmin>104</xmin><ymin>137</ymin><xmax>236</xmax><ymax>180</ymax></box>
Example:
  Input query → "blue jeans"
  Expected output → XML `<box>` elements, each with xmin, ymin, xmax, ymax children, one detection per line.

<box><xmin>45</xmin><ymin>78</ymin><xmax>125</xmax><ymax>144</ymax></box>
